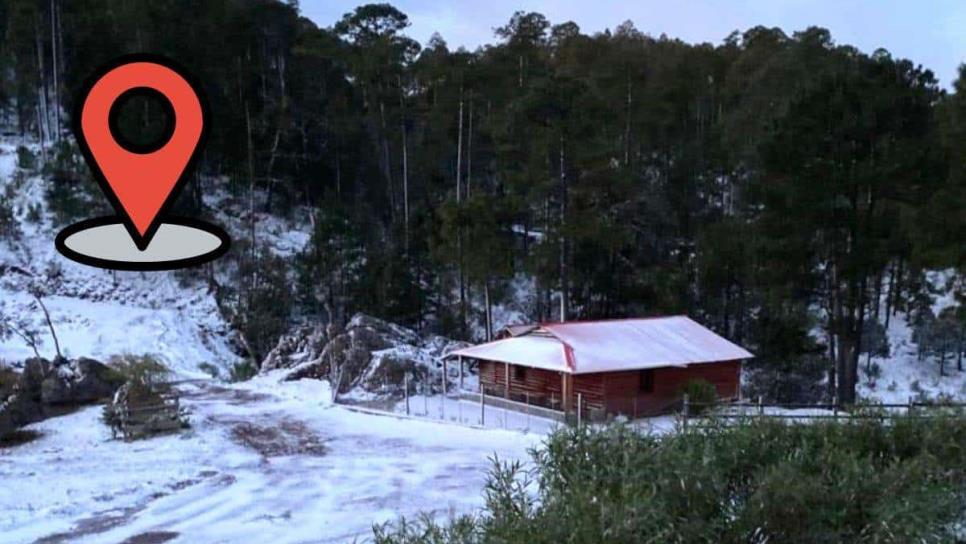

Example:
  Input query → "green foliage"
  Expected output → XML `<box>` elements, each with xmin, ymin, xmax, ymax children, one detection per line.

<box><xmin>680</xmin><ymin>378</ymin><xmax>718</xmax><ymax>415</ymax></box>
<box><xmin>15</xmin><ymin>146</ymin><xmax>35</xmax><ymax>171</ymax></box>
<box><xmin>229</xmin><ymin>359</ymin><xmax>259</xmax><ymax>383</ymax></box>
<box><xmin>197</xmin><ymin>362</ymin><xmax>221</xmax><ymax>379</ymax></box>
<box><xmin>42</xmin><ymin>140</ymin><xmax>108</xmax><ymax>226</ymax></box>
<box><xmin>379</xmin><ymin>417</ymin><xmax>966</xmax><ymax>543</ymax></box>
<box><xmin>0</xmin><ymin>429</ymin><xmax>42</xmax><ymax>448</ymax></box>
<box><xmin>2</xmin><ymin>0</ymin><xmax>964</xmax><ymax>403</ymax></box>
<box><xmin>107</xmin><ymin>353</ymin><xmax>171</xmax><ymax>388</ymax></box>
<box><xmin>231</xmin><ymin>250</ymin><xmax>294</xmax><ymax>365</ymax></box>
<box><xmin>0</xmin><ymin>365</ymin><xmax>19</xmax><ymax>400</ymax></box>
<box><xmin>0</xmin><ymin>181</ymin><xmax>17</xmax><ymax>240</ymax></box>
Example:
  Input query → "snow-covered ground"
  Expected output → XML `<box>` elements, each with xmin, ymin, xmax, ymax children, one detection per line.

<box><xmin>347</xmin><ymin>392</ymin><xmax>563</xmax><ymax>435</ymax></box>
<box><xmin>0</xmin><ymin>140</ymin><xmax>310</xmax><ymax>377</ymax></box>
<box><xmin>0</xmin><ymin>377</ymin><xmax>541</xmax><ymax>544</ymax></box>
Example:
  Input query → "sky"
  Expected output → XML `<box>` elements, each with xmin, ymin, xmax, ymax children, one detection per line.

<box><xmin>300</xmin><ymin>0</ymin><xmax>966</xmax><ymax>90</ymax></box>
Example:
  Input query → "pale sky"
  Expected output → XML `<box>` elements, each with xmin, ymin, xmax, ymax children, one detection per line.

<box><xmin>300</xmin><ymin>0</ymin><xmax>966</xmax><ymax>89</ymax></box>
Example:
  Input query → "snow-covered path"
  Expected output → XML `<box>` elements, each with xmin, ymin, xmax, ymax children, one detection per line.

<box><xmin>0</xmin><ymin>379</ymin><xmax>542</xmax><ymax>543</ymax></box>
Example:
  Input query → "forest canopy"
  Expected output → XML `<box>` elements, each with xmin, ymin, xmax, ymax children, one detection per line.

<box><xmin>0</xmin><ymin>0</ymin><xmax>963</xmax><ymax>404</ymax></box>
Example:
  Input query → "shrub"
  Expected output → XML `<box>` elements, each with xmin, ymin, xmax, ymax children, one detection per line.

<box><xmin>197</xmin><ymin>362</ymin><xmax>221</xmax><ymax>379</ymax></box>
<box><xmin>107</xmin><ymin>353</ymin><xmax>170</xmax><ymax>388</ymax></box>
<box><xmin>377</xmin><ymin>415</ymin><xmax>966</xmax><ymax>543</ymax></box>
<box><xmin>16</xmin><ymin>146</ymin><xmax>35</xmax><ymax>170</ymax></box>
<box><xmin>0</xmin><ymin>366</ymin><xmax>19</xmax><ymax>400</ymax></box>
<box><xmin>229</xmin><ymin>359</ymin><xmax>258</xmax><ymax>382</ymax></box>
<box><xmin>0</xmin><ymin>182</ymin><xmax>17</xmax><ymax>240</ymax></box>
<box><xmin>680</xmin><ymin>378</ymin><xmax>718</xmax><ymax>415</ymax></box>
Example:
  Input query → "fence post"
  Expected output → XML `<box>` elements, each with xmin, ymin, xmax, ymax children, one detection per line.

<box><xmin>404</xmin><ymin>374</ymin><xmax>410</xmax><ymax>416</ymax></box>
<box><xmin>458</xmin><ymin>355</ymin><xmax>464</xmax><ymax>392</ymax></box>
<box><xmin>908</xmin><ymin>395</ymin><xmax>914</xmax><ymax>417</ymax></box>
<box><xmin>577</xmin><ymin>393</ymin><xmax>583</xmax><ymax>427</ymax></box>
<box><xmin>480</xmin><ymin>391</ymin><xmax>485</xmax><ymax>426</ymax></box>
<box><xmin>682</xmin><ymin>394</ymin><xmax>690</xmax><ymax>430</ymax></box>
<box><xmin>757</xmin><ymin>395</ymin><xmax>763</xmax><ymax>418</ymax></box>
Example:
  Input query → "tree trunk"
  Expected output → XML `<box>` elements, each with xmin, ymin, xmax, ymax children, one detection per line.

<box><xmin>558</xmin><ymin>137</ymin><xmax>569</xmax><ymax>322</ymax></box>
<box><xmin>456</xmin><ymin>87</ymin><xmax>464</xmax><ymax>202</ymax></box>
<box><xmin>33</xmin><ymin>295</ymin><xmax>61</xmax><ymax>360</ymax></box>
<box><xmin>379</xmin><ymin>100</ymin><xmax>395</xmax><ymax>215</ymax></box>
<box><xmin>398</xmin><ymin>75</ymin><xmax>409</xmax><ymax>251</ymax></box>
<box><xmin>50</xmin><ymin>0</ymin><xmax>60</xmax><ymax>141</ymax></box>
<box><xmin>246</xmin><ymin>103</ymin><xmax>256</xmax><ymax>265</ymax></box>
<box><xmin>484</xmin><ymin>278</ymin><xmax>492</xmax><ymax>342</ymax></box>
<box><xmin>624</xmin><ymin>76</ymin><xmax>631</xmax><ymax>167</ymax></box>
<box><xmin>466</xmin><ymin>96</ymin><xmax>473</xmax><ymax>198</ymax></box>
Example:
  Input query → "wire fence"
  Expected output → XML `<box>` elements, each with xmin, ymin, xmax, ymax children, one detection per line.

<box><xmin>681</xmin><ymin>395</ymin><xmax>966</xmax><ymax>427</ymax></box>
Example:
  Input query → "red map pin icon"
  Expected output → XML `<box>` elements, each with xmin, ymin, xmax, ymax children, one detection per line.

<box><xmin>76</xmin><ymin>56</ymin><xmax>207</xmax><ymax>250</ymax></box>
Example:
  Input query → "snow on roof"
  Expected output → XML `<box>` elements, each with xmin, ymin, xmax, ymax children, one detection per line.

<box><xmin>450</xmin><ymin>316</ymin><xmax>753</xmax><ymax>374</ymax></box>
<box><xmin>449</xmin><ymin>335</ymin><xmax>569</xmax><ymax>372</ymax></box>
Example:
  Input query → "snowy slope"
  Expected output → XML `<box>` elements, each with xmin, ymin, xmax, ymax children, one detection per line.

<box><xmin>858</xmin><ymin>312</ymin><xmax>966</xmax><ymax>404</ymax></box>
<box><xmin>0</xmin><ymin>377</ymin><xmax>539</xmax><ymax>543</ymax></box>
<box><xmin>0</xmin><ymin>141</ymin><xmax>240</xmax><ymax>377</ymax></box>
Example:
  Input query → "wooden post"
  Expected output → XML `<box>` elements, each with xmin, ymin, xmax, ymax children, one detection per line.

<box><xmin>908</xmin><ymin>395</ymin><xmax>914</xmax><ymax>417</ymax></box>
<box><xmin>504</xmin><ymin>362</ymin><xmax>510</xmax><ymax>399</ymax></box>
<box><xmin>404</xmin><ymin>374</ymin><xmax>410</xmax><ymax>416</ymax></box>
<box><xmin>442</xmin><ymin>359</ymin><xmax>448</xmax><ymax>397</ymax></box>
<box><xmin>458</xmin><ymin>355</ymin><xmax>464</xmax><ymax>391</ymax></box>
<box><xmin>480</xmin><ymin>390</ymin><xmax>485</xmax><ymax>426</ymax></box>
<box><xmin>561</xmin><ymin>373</ymin><xmax>573</xmax><ymax>414</ymax></box>
<box><xmin>757</xmin><ymin>395</ymin><xmax>764</xmax><ymax>417</ymax></box>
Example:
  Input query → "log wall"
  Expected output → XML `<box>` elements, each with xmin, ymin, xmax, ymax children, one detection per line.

<box><xmin>478</xmin><ymin>359</ymin><xmax>741</xmax><ymax>417</ymax></box>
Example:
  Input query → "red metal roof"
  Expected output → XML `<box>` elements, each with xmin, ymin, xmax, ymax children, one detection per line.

<box><xmin>450</xmin><ymin>316</ymin><xmax>753</xmax><ymax>374</ymax></box>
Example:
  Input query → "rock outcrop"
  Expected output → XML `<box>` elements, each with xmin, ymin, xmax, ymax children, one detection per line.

<box><xmin>0</xmin><ymin>357</ymin><xmax>125</xmax><ymax>438</ymax></box>
<box><xmin>260</xmin><ymin>314</ymin><xmax>471</xmax><ymax>395</ymax></box>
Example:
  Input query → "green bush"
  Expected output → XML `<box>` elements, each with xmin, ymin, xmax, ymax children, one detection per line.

<box><xmin>0</xmin><ymin>366</ymin><xmax>19</xmax><ymax>400</ymax></box>
<box><xmin>107</xmin><ymin>353</ymin><xmax>171</xmax><ymax>388</ymax></box>
<box><xmin>229</xmin><ymin>359</ymin><xmax>258</xmax><ymax>382</ymax></box>
<box><xmin>197</xmin><ymin>362</ymin><xmax>221</xmax><ymax>379</ymax></box>
<box><xmin>0</xmin><ymin>182</ymin><xmax>17</xmax><ymax>240</ymax></box>
<box><xmin>376</xmin><ymin>415</ymin><xmax>966</xmax><ymax>543</ymax></box>
<box><xmin>680</xmin><ymin>378</ymin><xmax>718</xmax><ymax>415</ymax></box>
<box><xmin>16</xmin><ymin>146</ymin><xmax>35</xmax><ymax>170</ymax></box>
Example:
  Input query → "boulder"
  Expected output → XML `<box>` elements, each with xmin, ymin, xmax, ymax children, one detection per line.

<box><xmin>260</xmin><ymin>325</ymin><xmax>328</xmax><ymax>372</ymax></box>
<box><xmin>264</xmin><ymin>313</ymin><xmax>474</xmax><ymax>396</ymax></box>
<box><xmin>41</xmin><ymin>357</ymin><xmax>125</xmax><ymax>405</ymax></box>
<box><xmin>0</xmin><ymin>357</ymin><xmax>124</xmax><ymax>438</ymax></box>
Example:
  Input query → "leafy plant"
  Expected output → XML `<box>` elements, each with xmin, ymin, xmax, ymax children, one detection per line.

<box><xmin>107</xmin><ymin>353</ymin><xmax>171</xmax><ymax>388</ymax></box>
<box><xmin>229</xmin><ymin>359</ymin><xmax>259</xmax><ymax>382</ymax></box>
<box><xmin>15</xmin><ymin>146</ymin><xmax>35</xmax><ymax>171</ymax></box>
<box><xmin>378</xmin><ymin>415</ymin><xmax>966</xmax><ymax>543</ymax></box>
<box><xmin>680</xmin><ymin>378</ymin><xmax>719</xmax><ymax>415</ymax></box>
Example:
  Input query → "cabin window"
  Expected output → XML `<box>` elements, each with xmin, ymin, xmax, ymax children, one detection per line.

<box><xmin>514</xmin><ymin>366</ymin><xmax>527</xmax><ymax>381</ymax></box>
<box><xmin>639</xmin><ymin>369</ymin><xmax>654</xmax><ymax>393</ymax></box>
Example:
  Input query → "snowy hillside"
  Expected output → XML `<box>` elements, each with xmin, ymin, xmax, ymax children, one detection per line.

<box><xmin>0</xmin><ymin>141</ymin><xmax>240</xmax><ymax>377</ymax></box>
<box><xmin>857</xmin><ymin>272</ymin><xmax>966</xmax><ymax>404</ymax></box>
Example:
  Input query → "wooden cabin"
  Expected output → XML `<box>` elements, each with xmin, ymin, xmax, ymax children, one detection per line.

<box><xmin>450</xmin><ymin>316</ymin><xmax>752</xmax><ymax>418</ymax></box>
